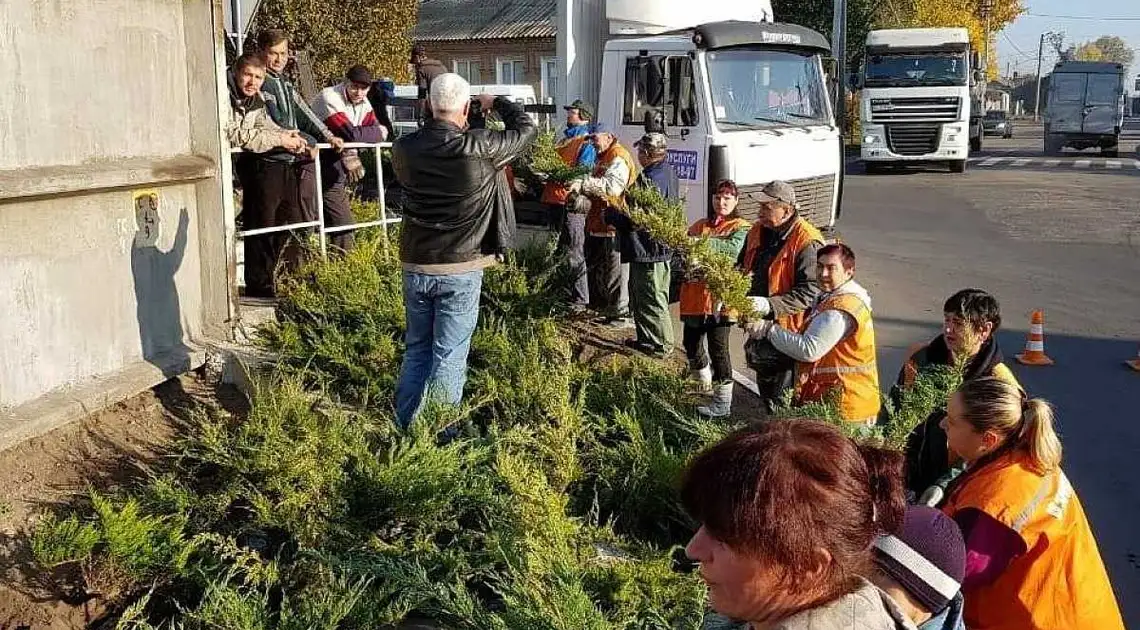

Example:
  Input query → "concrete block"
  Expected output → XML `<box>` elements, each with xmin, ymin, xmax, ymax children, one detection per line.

<box><xmin>0</xmin><ymin>348</ymin><xmax>206</xmax><ymax>455</ymax></box>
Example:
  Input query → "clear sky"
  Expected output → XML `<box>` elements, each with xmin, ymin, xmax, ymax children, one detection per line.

<box><xmin>997</xmin><ymin>0</ymin><xmax>1140</xmax><ymax>80</ymax></box>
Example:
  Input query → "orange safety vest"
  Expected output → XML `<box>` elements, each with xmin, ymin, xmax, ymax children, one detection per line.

<box><xmin>540</xmin><ymin>135</ymin><xmax>591</xmax><ymax>206</ymax></box>
<box><xmin>679</xmin><ymin>217</ymin><xmax>752</xmax><ymax>318</ymax></box>
<box><xmin>739</xmin><ymin>217</ymin><xmax>824</xmax><ymax>331</ymax></box>
<box><xmin>943</xmin><ymin>451</ymin><xmax>1124</xmax><ymax>630</ymax></box>
<box><xmin>794</xmin><ymin>290</ymin><xmax>880</xmax><ymax>424</ymax></box>
<box><xmin>585</xmin><ymin>142</ymin><xmax>637</xmax><ymax>237</ymax></box>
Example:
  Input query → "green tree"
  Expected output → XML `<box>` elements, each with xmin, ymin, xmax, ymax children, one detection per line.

<box><xmin>253</xmin><ymin>0</ymin><xmax>418</xmax><ymax>86</ymax></box>
<box><xmin>772</xmin><ymin>0</ymin><xmax>876</xmax><ymax>66</ymax></box>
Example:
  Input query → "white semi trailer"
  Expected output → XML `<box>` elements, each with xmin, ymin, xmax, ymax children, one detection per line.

<box><xmin>556</xmin><ymin>0</ymin><xmax>842</xmax><ymax>231</ymax></box>
<box><xmin>857</xmin><ymin>28</ymin><xmax>984</xmax><ymax>174</ymax></box>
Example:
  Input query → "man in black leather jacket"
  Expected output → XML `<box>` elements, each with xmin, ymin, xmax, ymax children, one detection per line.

<box><xmin>391</xmin><ymin>73</ymin><xmax>537</xmax><ymax>429</ymax></box>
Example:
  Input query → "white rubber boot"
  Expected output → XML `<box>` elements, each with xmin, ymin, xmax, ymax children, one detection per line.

<box><xmin>690</xmin><ymin>366</ymin><xmax>713</xmax><ymax>393</ymax></box>
<box><xmin>697</xmin><ymin>382</ymin><xmax>733</xmax><ymax>418</ymax></box>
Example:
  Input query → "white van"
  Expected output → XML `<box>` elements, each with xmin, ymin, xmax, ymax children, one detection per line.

<box><xmin>389</xmin><ymin>84</ymin><xmax>541</xmax><ymax>135</ymax></box>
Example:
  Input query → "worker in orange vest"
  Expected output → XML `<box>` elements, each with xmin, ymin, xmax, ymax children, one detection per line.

<box><xmin>939</xmin><ymin>377</ymin><xmax>1124</xmax><ymax>630</ymax></box>
<box><xmin>542</xmin><ymin>101</ymin><xmax>597</xmax><ymax>309</ymax></box>
<box><xmin>737</xmin><ymin>181</ymin><xmax>824</xmax><ymax>409</ymax></box>
<box><xmin>747</xmin><ymin>243</ymin><xmax>880</xmax><ymax>425</ymax></box>
<box><xmin>567</xmin><ymin>123</ymin><xmax>637</xmax><ymax>325</ymax></box>
<box><xmin>678</xmin><ymin>179</ymin><xmax>752</xmax><ymax>416</ymax></box>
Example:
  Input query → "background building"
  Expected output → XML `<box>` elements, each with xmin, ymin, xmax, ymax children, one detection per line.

<box><xmin>414</xmin><ymin>0</ymin><xmax>559</xmax><ymax>103</ymax></box>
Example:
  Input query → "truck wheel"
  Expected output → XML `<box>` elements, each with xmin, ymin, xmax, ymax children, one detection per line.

<box><xmin>819</xmin><ymin>225</ymin><xmax>842</xmax><ymax>244</ymax></box>
<box><xmin>950</xmin><ymin>160</ymin><xmax>967</xmax><ymax>173</ymax></box>
<box><xmin>1045</xmin><ymin>135</ymin><xmax>1063</xmax><ymax>156</ymax></box>
<box><xmin>970</xmin><ymin>135</ymin><xmax>982</xmax><ymax>153</ymax></box>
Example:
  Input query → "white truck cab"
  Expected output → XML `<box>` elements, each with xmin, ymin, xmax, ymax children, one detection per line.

<box><xmin>858</xmin><ymin>28</ymin><xmax>977</xmax><ymax>173</ymax></box>
<box><xmin>566</xmin><ymin>0</ymin><xmax>841</xmax><ymax>231</ymax></box>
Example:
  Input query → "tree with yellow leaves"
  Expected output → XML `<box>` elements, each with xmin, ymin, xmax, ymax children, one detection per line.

<box><xmin>898</xmin><ymin>0</ymin><xmax>1025</xmax><ymax>79</ymax></box>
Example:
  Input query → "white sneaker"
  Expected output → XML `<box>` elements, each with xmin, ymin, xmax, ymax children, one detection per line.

<box><xmin>690</xmin><ymin>366</ymin><xmax>713</xmax><ymax>392</ymax></box>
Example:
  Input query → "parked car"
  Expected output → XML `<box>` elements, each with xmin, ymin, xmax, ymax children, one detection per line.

<box><xmin>982</xmin><ymin>110</ymin><xmax>1014</xmax><ymax>138</ymax></box>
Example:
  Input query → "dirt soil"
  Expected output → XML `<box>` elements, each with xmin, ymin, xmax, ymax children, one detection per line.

<box><xmin>570</xmin><ymin>317</ymin><xmax>768</xmax><ymax>422</ymax></box>
<box><xmin>0</xmin><ymin>371</ymin><xmax>247</xmax><ymax>630</ymax></box>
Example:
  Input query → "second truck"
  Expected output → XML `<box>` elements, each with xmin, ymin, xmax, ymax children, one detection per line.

<box><xmin>857</xmin><ymin>27</ymin><xmax>985</xmax><ymax>174</ymax></box>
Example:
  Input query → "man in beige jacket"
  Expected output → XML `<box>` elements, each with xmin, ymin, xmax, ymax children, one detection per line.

<box><xmin>227</xmin><ymin>54</ymin><xmax>306</xmax><ymax>154</ymax></box>
<box><xmin>227</xmin><ymin>53</ymin><xmax>310</xmax><ymax>297</ymax></box>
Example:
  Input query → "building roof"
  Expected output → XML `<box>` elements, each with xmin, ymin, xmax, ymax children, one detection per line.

<box><xmin>414</xmin><ymin>0</ymin><xmax>556</xmax><ymax>42</ymax></box>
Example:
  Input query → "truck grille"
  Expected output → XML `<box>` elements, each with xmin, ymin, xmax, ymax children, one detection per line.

<box><xmin>870</xmin><ymin>97</ymin><xmax>961</xmax><ymax>124</ymax></box>
<box><xmin>886</xmin><ymin>124</ymin><xmax>941</xmax><ymax>156</ymax></box>
<box><xmin>737</xmin><ymin>174</ymin><xmax>836</xmax><ymax>228</ymax></box>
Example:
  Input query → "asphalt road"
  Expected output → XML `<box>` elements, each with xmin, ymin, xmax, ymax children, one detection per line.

<box><xmin>723</xmin><ymin>122</ymin><xmax>1140</xmax><ymax>622</ymax></box>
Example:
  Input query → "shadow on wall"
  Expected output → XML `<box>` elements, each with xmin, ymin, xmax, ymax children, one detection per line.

<box><xmin>130</xmin><ymin>193</ymin><xmax>192</xmax><ymax>378</ymax></box>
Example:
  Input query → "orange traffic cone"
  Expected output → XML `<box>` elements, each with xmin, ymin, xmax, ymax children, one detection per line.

<box><xmin>1016</xmin><ymin>310</ymin><xmax>1055</xmax><ymax>366</ymax></box>
<box><xmin>1126</xmin><ymin>345</ymin><xmax>1140</xmax><ymax>372</ymax></box>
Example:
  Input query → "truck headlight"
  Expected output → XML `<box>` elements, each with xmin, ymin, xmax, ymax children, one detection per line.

<box><xmin>944</xmin><ymin>125</ymin><xmax>963</xmax><ymax>134</ymax></box>
<box><xmin>863</xmin><ymin>134</ymin><xmax>881</xmax><ymax>145</ymax></box>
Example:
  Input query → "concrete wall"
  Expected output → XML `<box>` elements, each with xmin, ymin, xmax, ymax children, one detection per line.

<box><xmin>0</xmin><ymin>0</ymin><xmax>231</xmax><ymax>413</ymax></box>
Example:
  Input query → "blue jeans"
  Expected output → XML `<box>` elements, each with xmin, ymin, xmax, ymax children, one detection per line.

<box><xmin>395</xmin><ymin>269</ymin><xmax>484</xmax><ymax>428</ymax></box>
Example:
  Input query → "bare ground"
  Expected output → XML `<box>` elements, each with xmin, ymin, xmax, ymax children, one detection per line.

<box><xmin>0</xmin><ymin>371</ymin><xmax>247</xmax><ymax>630</ymax></box>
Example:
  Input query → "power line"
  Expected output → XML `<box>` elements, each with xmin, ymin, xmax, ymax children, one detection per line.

<box><xmin>1002</xmin><ymin>32</ymin><xmax>1038</xmax><ymax>59</ymax></box>
<box><xmin>1024</xmin><ymin>12</ymin><xmax>1140</xmax><ymax>22</ymax></box>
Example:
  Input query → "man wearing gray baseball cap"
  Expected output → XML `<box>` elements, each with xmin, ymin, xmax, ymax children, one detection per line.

<box><xmin>736</xmin><ymin>180</ymin><xmax>824</xmax><ymax>410</ymax></box>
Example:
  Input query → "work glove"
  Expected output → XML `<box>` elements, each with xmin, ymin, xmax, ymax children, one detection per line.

<box><xmin>749</xmin><ymin>296</ymin><xmax>772</xmax><ymax>318</ymax></box>
<box><xmin>342</xmin><ymin>150</ymin><xmax>365</xmax><ymax>185</ymax></box>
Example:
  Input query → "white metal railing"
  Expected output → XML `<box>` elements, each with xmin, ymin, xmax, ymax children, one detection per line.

<box><xmin>228</xmin><ymin>141</ymin><xmax>400</xmax><ymax>258</ymax></box>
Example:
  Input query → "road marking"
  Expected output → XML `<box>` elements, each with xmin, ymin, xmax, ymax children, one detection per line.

<box><xmin>1012</xmin><ymin>158</ymin><xmax>1033</xmax><ymax>167</ymax></box>
<box><xmin>1045</xmin><ymin>159</ymin><xmax>1062</xmax><ymax>167</ymax></box>
<box><xmin>980</xmin><ymin>157</ymin><xmax>1005</xmax><ymax>166</ymax></box>
<box><xmin>1074</xmin><ymin>159</ymin><xmax>1091</xmax><ymax>169</ymax></box>
<box><xmin>1106</xmin><ymin>160</ymin><xmax>1122</xmax><ymax>170</ymax></box>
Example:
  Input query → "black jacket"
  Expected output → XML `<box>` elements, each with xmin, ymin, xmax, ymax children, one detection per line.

<box><xmin>393</xmin><ymin>97</ymin><xmax>537</xmax><ymax>266</ymax></box>
<box><xmin>899</xmin><ymin>335</ymin><xmax>1010</xmax><ymax>496</ymax></box>
<box><xmin>606</xmin><ymin>160</ymin><xmax>677</xmax><ymax>264</ymax></box>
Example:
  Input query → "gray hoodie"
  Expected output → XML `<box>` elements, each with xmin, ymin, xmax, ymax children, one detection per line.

<box><xmin>767</xmin><ymin>279</ymin><xmax>873</xmax><ymax>363</ymax></box>
<box><xmin>703</xmin><ymin>578</ymin><xmax>918</xmax><ymax>630</ymax></box>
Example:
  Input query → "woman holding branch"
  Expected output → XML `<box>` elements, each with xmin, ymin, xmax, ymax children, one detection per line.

<box><xmin>678</xmin><ymin>180</ymin><xmax>751</xmax><ymax>417</ymax></box>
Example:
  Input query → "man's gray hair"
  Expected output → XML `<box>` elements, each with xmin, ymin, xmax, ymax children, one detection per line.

<box><xmin>430</xmin><ymin>73</ymin><xmax>470</xmax><ymax>115</ymax></box>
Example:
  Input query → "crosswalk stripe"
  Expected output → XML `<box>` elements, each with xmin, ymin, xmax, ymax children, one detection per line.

<box><xmin>1107</xmin><ymin>160</ymin><xmax>1122</xmax><ymax>169</ymax></box>
<box><xmin>1074</xmin><ymin>160</ymin><xmax>1091</xmax><ymax>169</ymax></box>
<box><xmin>1045</xmin><ymin>159</ymin><xmax>1062</xmax><ymax>167</ymax></box>
<box><xmin>1012</xmin><ymin>158</ymin><xmax>1033</xmax><ymax>167</ymax></box>
<box><xmin>980</xmin><ymin>157</ymin><xmax>1004</xmax><ymax>166</ymax></box>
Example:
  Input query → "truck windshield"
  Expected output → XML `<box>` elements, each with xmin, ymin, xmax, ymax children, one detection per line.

<box><xmin>864</xmin><ymin>52</ymin><xmax>967</xmax><ymax>87</ymax></box>
<box><xmin>705</xmin><ymin>49</ymin><xmax>830</xmax><ymax>130</ymax></box>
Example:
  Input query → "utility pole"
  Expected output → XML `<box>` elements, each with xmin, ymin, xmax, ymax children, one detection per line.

<box><xmin>1034</xmin><ymin>32</ymin><xmax>1063</xmax><ymax>121</ymax></box>
<box><xmin>1034</xmin><ymin>33</ymin><xmax>1045</xmax><ymax>121</ymax></box>
<box><xmin>832</xmin><ymin>0</ymin><xmax>848</xmax><ymax>130</ymax></box>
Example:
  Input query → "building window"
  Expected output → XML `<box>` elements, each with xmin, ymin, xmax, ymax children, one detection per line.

<box><xmin>541</xmin><ymin>56</ymin><xmax>558</xmax><ymax>102</ymax></box>
<box><xmin>496</xmin><ymin>58</ymin><xmax>525</xmax><ymax>84</ymax></box>
<box><xmin>453</xmin><ymin>59</ymin><xmax>481</xmax><ymax>84</ymax></box>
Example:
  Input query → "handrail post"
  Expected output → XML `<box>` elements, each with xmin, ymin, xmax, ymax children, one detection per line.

<box><xmin>376</xmin><ymin>144</ymin><xmax>389</xmax><ymax>250</ymax></box>
<box><xmin>314</xmin><ymin>149</ymin><xmax>327</xmax><ymax>257</ymax></box>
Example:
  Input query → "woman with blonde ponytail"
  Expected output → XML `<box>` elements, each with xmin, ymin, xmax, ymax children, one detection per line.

<box><xmin>938</xmin><ymin>377</ymin><xmax>1123</xmax><ymax>630</ymax></box>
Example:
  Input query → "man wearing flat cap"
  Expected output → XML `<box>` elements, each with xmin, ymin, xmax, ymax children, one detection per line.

<box><xmin>736</xmin><ymin>179</ymin><xmax>824</xmax><ymax>409</ymax></box>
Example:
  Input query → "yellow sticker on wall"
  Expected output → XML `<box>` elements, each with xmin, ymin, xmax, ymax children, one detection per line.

<box><xmin>133</xmin><ymin>190</ymin><xmax>160</xmax><ymax>246</ymax></box>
